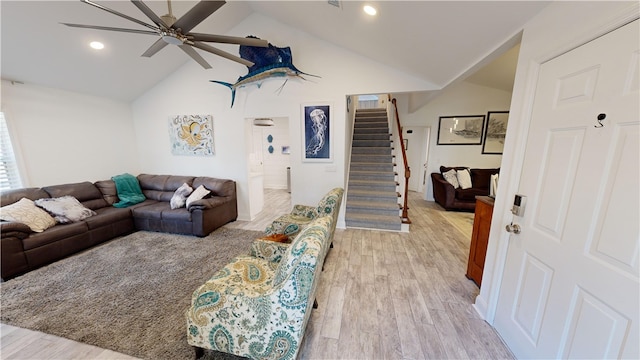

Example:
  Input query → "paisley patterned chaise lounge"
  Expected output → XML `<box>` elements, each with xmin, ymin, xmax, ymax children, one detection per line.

<box><xmin>264</xmin><ymin>187</ymin><xmax>343</xmax><ymax>243</ymax></box>
<box><xmin>186</xmin><ymin>215</ymin><xmax>334</xmax><ymax>360</ymax></box>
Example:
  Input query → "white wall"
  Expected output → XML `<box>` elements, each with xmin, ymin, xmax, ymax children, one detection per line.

<box><xmin>131</xmin><ymin>13</ymin><xmax>437</xmax><ymax>222</ymax></box>
<box><xmin>474</xmin><ymin>1</ymin><xmax>638</xmax><ymax>323</ymax></box>
<box><xmin>0</xmin><ymin>81</ymin><xmax>139</xmax><ymax>187</ymax></box>
<box><xmin>396</xmin><ymin>81</ymin><xmax>512</xmax><ymax>200</ymax></box>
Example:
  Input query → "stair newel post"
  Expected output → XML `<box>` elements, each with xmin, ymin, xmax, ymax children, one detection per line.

<box><xmin>392</xmin><ymin>98</ymin><xmax>411</xmax><ymax>224</ymax></box>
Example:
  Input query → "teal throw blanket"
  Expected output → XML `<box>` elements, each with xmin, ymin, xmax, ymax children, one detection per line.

<box><xmin>112</xmin><ymin>173</ymin><xmax>146</xmax><ymax>208</ymax></box>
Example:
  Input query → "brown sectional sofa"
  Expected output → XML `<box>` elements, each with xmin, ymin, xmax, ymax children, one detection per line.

<box><xmin>0</xmin><ymin>174</ymin><xmax>237</xmax><ymax>280</ymax></box>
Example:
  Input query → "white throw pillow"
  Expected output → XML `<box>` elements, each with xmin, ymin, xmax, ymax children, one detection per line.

<box><xmin>442</xmin><ymin>169</ymin><xmax>460</xmax><ymax>189</ymax></box>
<box><xmin>0</xmin><ymin>197</ymin><xmax>56</xmax><ymax>232</ymax></box>
<box><xmin>186</xmin><ymin>185</ymin><xmax>210</xmax><ymax>208</ymax></box>
<box><xmin>457</xmin><ymin>169</ymin><xmax>473</xmax><ymax>189</ymax></box>
<box><xmin>35</xmin><ymin>196</ymin><xmax>97</xmax><ymax>223</ymax></box>
<box><xmin>170</xmin><ymin>183</ymin><xmax>193</xmax><ymax>209</ymax></box>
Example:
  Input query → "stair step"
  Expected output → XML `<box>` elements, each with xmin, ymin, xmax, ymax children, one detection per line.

<box><xmin>353</xmin><ymin>133</ymin><xmax>391</xmax><ymax>140</ymax></box>
<box><xmin>349</xmin><ymin>170</ymin><xmax>396</xmax><ymax>181</ymax></box>
<box><xmin>346</xmin><ymin>200</ymin><xmax>400</xmax><ymax>217</ymax></box>
<box><xmin>354</xmin><ymin>121</ymin><xmax>388</xmax><ymax>128</ymax></box>
<box><xmin>345</xmin><ymin>213</ymin><xmax>402</xmax><ymax>231</ymax></box>
<box><xmin>352</xmin><ymin>139</ymin><xmax>392</xmax><ymax>147</ymax></box>
<box><xmin>349</xmin><ymin>179</ymin><xmax>397</xmax><ymax>192</ymax></box>
<box><xmin>355</xmin><ymin>116</ymin><xmax>387</xmax><ymax>122</ymax></box>
<box><xmin>350</xmin><ymin>162</ymin><xmax>395</xmax><ymax>172</ymax></box>
<box><xmin>350</xmin><ymin>154</ymin><xmax>394</xmax><ymax>163</ymax></box>
<box><xmin>351</xmin><ymin>147</ymin><xmax>391</xmax><ymax>155</ymax></box>
<box><xmin>353</xmin><ymin>127</ymin><xmax>390</xmax><ymax>134</ymax></box>
<box><xmin>347</xmin><ymin>189</ymin><xmax>400</xmax><ymax>202</ymax></box>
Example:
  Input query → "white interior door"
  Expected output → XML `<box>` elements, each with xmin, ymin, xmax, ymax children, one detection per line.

<box><xmin>494</xmin><ymin>20</ymin><xmax>639</xmax><ymax>359</ymax></box>
<box><xmin>405</xmin><ymin>126</ymin><xmax>430</xmax><ymax>192</ymax></box>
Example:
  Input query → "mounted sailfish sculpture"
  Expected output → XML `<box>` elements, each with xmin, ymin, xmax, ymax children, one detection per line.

<box><xmin>211</xmin><ymin>36</ymin><xmax>319</xmax><ymax>107</ymax></box>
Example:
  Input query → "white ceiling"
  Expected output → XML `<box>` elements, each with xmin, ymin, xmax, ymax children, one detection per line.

<box><xmin>1</xmin><ymin>1</ymin><xmax>549</xmax><ymax>102</ymax></box>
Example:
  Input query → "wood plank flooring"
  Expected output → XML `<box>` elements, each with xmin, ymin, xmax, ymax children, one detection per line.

<box><xmin>0</xmin><ymin>189</ymin><xmax>514</xmax><ymax>360</ymax></box>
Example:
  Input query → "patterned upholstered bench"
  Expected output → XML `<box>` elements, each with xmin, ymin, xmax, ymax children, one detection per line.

<box><xmin>186</xmin><ymin>215</ymin><xmax>333</xmax><ymax>360</ymax></box>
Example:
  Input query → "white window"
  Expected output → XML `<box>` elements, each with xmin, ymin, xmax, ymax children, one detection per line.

<box><xmin>0</xmin><ymin>112</ymin><xmax>23</xmax><ymax>190</ymax></box>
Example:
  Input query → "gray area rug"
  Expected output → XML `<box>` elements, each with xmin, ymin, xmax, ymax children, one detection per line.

<box><xmin>0</xmin><ymin>227</ymin><xmax>263</xmax><ymax>360</ymax></box>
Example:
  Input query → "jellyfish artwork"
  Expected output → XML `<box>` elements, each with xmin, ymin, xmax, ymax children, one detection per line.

<box><xmin>305</xmin><ymin>108</ymin><xmax>328</xmax><ymax>157</ymax></box>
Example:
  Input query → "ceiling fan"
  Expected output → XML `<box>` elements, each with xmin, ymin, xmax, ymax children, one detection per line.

<box><xmin>62</xmin><ymin>0</ymin><xmax>268</xmax><ymax>69</ymax></box>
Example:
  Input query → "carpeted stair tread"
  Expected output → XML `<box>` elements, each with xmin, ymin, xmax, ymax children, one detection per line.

<box><xmin>353</xmin><ymin>133</ymin><xmax>392</xmax><ymax>140</ymax></box>
<box><xmin>345</xmin><ymin>213</ymin><xmax>402</xmax><ymax>231</ymax></box>
<box><xmin>347</xmin><ymin>189</ymin><xmax>400</xmax><ymax>202</ymax></box>
<box><xmin>351</xmin><ymin>147</ymin><xmax>392</xmax><ymax>155</ymax></box>
<box><xmin>353</xmin><ymin>139</ymin><xmax>392</xmax><ymax>147</ymax></box>
<box><xmin>349</xmin><ymin>170</ymin><xmax>396</xmax><ymax>181</ymax></box>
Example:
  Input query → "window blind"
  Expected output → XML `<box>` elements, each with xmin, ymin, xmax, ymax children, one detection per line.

<box><xmin>0</xmin><ymin>112</ymin><xmax>23</xmax><ymax>191</ymax></box>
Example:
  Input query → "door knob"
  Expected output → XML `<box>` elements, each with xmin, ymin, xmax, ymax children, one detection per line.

<box><xmin>505</xmin><ymin>223</ymin><xmax>521</xmax><ymax>234</ymax></box>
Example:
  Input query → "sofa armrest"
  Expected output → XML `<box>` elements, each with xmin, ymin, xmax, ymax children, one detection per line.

<box><xmin>290</xmin><ymin>204</ymin><xmax>316</xmax><ymax>217</ymax></box>
<box><xmin>431</xmin><ymin>173</ymin><xmax>457</xmax><ymax>209</ymax></box>
<box><xmin>187</xmin><ymin>196</ymin><xmax>228</xmax><ymax>211</ymax></box>
<box><xmin>250</xmin><ymin>239</ymin><xmax>290</xmax><ymax>263</ymax></box>
<box><xmin>1</xmin><ymin>221</ymin><xmax>32</xmax><ymax>236</ymax></box>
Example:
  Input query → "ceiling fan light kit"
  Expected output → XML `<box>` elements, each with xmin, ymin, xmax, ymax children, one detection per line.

<box><xmin>62</xmin><ymin>0</ymin><xmax>268</xmax><ymax>69</ymax></box>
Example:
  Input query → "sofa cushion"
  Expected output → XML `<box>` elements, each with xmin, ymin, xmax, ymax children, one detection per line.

<box><xmin>138</xmin><ymin>174</ymin><xmax>195</xmax><ymax>202</ymax></box>
<box><xmin>442</xmin><ymin>169</ymin><xmax>459</xmax><ymax>188</ymax></box>
<box><xmin>132</xmin><ymin>202</ymin><xmax>167</xmax><ymax>219</ymax></box>
<box><xmin>162</xmin><ymin>208</ymin><xmax>192</xmax><ymax>222</ymax></box>
<box><xmin>94</xmin><ymin>180</ymin><xmax>119</xmax><ymax>205</ymax></box>
<box><xmin>35</xmin><ymin>196</ymin><xmax>97</xmax><ymax>224</ymax></box>
<box><xmin>0</xmin><ymin>187</ymin><xmax>50</xmax><ymax>206</ymax></box>
<box><xmin>0</xmin><ymin>198</ymin><xmax>56</xmax><ymax>232</ymax></box>
<box><xmin>42</xmin><ymin>182</ymin><xmax>108</xmax><ymax>210</ymax></box>
<box><xmin>470</xmin><ymin>168</ymin><xmax>500</xmax><ymax>190</ymax></box>
<box><xmin>22</xmin><ymin>222</ymin><xmax>88</xmax><ymax>250</ymax></box>
<box><xmin>84</xmin><ymin>207</ymin><xmax>132</xmax><ymax>230</ymax></box>
<box><xmin>457</xmin><ymin>169</ymin><xmax>473</xmax><ymax>189</ymax></box>
<box><xmin>456</xmin><ymin>187</ymin><xmax>488</xmax><ymax>201</ymax></box>
<box><xmin>186</xmin><ymin>185</ymin><xmax>210</xmax><ymax>208</ymax></box>
<box><xmin>170</xmin><ymin>183</ymin><xmax>193</xmax><ymax>209</ymax></box>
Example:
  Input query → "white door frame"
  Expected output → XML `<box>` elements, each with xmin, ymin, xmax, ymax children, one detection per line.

<box><xmin>476</xmin><ymin>4</ymin><xmax>640</xmax><ymax>324</ymax></box>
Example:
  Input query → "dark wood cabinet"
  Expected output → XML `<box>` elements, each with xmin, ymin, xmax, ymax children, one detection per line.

<box><xmin>466</xmin><ymin>196</ymin><xmax>494</xmax><ymax>287</ymax></box>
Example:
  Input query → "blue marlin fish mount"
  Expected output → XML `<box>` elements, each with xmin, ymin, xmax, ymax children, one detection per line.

<box><xmin>210</xmin><ymin>36</ymin><xmax>319</xmax><ymax>107</ymax></box>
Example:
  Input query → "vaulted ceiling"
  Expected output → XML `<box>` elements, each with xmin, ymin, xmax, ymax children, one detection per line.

<box><xmin>1</xmin><ymin>1</ymin><xmax>549</xmax><ymax>102</ymax></box>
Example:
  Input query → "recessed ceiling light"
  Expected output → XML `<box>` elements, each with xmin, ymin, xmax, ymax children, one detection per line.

<box><xmin>90</xmin><ymin>41</ymin><xmax>104</xmax><ymax>50</ymax></box>
<box><xmin>363</xmin><ymin>5</ymin><xmax>377</xmax><ymax>16</ymax></box>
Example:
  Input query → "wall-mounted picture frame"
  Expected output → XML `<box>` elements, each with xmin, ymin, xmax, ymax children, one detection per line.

<box><xmin>437</xmin><ymin>115</ymin><xmax>485</xmax><ymax>145</ymax></box>
<box><xmin>482</xmin><ymin>111</ymin><xmax>509</xmax><ymax>154</ymax></box>
<box><xmin>168</xmin><ymin>114</ymin><xmax>214</xmax><ymax>156</ymax></box>
<box><xmin>302</xmin><ymin>103</ymin><xmax>332</xmax><ymax>162</ymax></box>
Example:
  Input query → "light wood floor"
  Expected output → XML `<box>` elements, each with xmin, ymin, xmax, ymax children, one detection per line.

<box><xmin>1</xmin><ymin>189</ymin><xmax>513</xmax><ymax>360</ymax></box>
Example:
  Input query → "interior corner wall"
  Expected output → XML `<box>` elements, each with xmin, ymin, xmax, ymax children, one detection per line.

<box><xmin>397</xmin><ymin>81</ymin><xmax>512</xmax><ymax>201</ymax></box>
<box><xmin>0</xmin><ymin>81</ymin><xmax>139</xmax><ymax>187</ymax></box>
<box><xmin>130</xmin><ymin>12</ymin><xmax>437</xmax><ymax>223</ymax></box>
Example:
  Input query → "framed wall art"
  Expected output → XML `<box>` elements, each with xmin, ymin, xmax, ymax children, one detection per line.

<box><xmin>437</xmin><ymin>115</ymin><xmax>485</xmax><ymax>145</ymax></box>
<box><xmin>302</xmin><ymin>103</ymin><xmax>332</xmax><ymax>162</ymax></box>
<box><xmin>482</xmin><ymin>111</ymin><xmax>509</xmax><ymax>154</ymax></box>
<box><xmin>168</xmin><ymin>114</ymin><xmax>214</xmax><ymax>156</ymax></box>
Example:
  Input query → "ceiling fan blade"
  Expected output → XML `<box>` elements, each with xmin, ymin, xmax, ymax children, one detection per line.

<box><xmin>141</xmin><ymin>38</ymin><xmax>169</xmax><ymax>57</ymax></box>
<box><xmin>178</xmin><ymin>45</ymin><xmax>212</xmax><ymax>69</ymax></box>
<box><xmin>191</xmin><ymin>41</ymin><xmax>254</xmax><ymax>67</ymax></box>
<box><xmin>61</xmin><ymin>23</ymin><xmax>158</xmax><ymax>35</ymax></box>
<box><xmin>80</xmin><ymin>0</ymin><xmax>158</xmax><ymax>31</ymax></box>
<box><xmin>172</xmin><ymin>1</ymin><xmax>225</xmax><ymax>34</ymax></box>
<box><xmin>130</xmin><ymin>0</ymin><xmax>169</xmax><ymax>29</ymax></box>
<box><xmin>188</xmin><ymin>33</ymin><xmax>268</xmax><ymax>47</ymax></box>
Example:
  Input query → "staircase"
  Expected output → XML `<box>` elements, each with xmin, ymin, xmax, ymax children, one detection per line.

<box><xmin>345</xmin><ymin>108</ymin><xmax>402</xmax><ymax>231</ymax></box>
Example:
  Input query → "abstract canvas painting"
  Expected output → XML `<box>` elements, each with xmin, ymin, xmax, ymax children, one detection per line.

<box><xmin>168</xmin><ymin>115</ymin><xmax>214</xmax><ymax>156</ymax></box>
